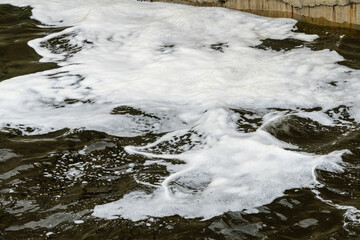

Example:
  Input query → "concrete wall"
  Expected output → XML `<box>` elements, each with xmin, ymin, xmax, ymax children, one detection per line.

<box><xmin>154</xmin><ymin>0</ymin><xmax>360</xmax><ymax>29</ymax></box>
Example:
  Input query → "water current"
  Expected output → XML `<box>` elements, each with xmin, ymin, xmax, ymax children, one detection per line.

<box><xmin>0</xmin><ymin>1</ymin><xmax>360</xmax><ymax>239</ymax></box>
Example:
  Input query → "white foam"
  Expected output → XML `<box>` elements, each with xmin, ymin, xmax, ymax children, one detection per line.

<box><xmin>0</xmin><ymin>0</ymin><xmax>358</xmax><ymax>220</ymax></box>
<box><xmin>93</xmin><ymin>110</ymin><xmax>347</xmax><ymax>220</ymax></box>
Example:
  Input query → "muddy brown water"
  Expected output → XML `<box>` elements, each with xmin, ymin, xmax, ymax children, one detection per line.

<box><xmin>0</xmin><ymin>4</ymin><xmax>360</xmax><ymax>240</ymax></box>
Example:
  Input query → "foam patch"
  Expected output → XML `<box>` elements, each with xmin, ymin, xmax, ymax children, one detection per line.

<box><xmin>0</xmin><ymin>0</ymin><xmax>358</xmax><ymax>220</ymax></box>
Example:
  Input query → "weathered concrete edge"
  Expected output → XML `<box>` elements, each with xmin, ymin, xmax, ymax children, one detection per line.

<box><xmin>153</xmin><ymin>0</ymin><xmax>360</xmax><ymax>30</ymax></box>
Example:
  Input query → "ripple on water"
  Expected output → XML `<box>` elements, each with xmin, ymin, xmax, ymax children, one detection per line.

<box><xmin>0</xmin><ymin>0</ymin><xmax>360</xmax><ymax>239</ymax></box>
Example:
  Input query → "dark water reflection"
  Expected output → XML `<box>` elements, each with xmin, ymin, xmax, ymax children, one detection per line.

<box><xmin>0</xmin><ymin>4</ymin><xmax>60</xmax><ymax>82</ymax></box>
<box><xmin>256</xmin><ymin>21</ymin><xmax>360</xmax><ymax>70</ymax></box>
<box><xmin>1</xmin><ymin>4</ymin><xmax>360</xmax><ymax>240</ymax></box>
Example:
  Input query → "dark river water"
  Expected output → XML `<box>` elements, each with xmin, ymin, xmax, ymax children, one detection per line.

<box><xmin>1</xmin><ymin>2</ymin><xmax>360</xmax><ymax>240</ymax></box>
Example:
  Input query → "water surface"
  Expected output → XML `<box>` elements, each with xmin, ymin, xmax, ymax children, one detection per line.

<box><xmin>0</xmin><ymin>1</ymin><xmax>360</xmax><ymax>239</ymax></box>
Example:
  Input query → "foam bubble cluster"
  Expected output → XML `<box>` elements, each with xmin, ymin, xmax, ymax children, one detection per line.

<box><xmin>0</xmin><ymin>0</ymin><xmax>358</xmax><ymax>220</ymax></box>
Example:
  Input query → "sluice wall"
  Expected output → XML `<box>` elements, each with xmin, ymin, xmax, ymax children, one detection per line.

<box><xmin>154</xmin><ymin>0</ymin><xmax>360</xmax><ymax>29</ymax></box>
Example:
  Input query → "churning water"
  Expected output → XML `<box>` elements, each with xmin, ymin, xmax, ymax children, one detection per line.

<box><xmin>1</xmin><ymin>0</ymin><xmax>360</xmax><ymax>239</ymax></box>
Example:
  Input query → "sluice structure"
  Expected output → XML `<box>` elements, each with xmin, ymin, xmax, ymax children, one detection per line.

<box><xmin>155</xmin><ymin>0</ymin><xmax>360</xmax><ymax>29</ymax></box>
